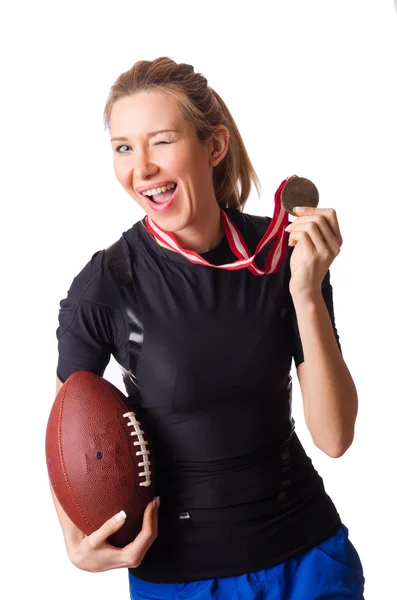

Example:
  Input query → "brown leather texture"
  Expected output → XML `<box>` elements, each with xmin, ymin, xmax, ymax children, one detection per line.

<box><xmin>46</xmin><ymin>370</ymin><xmax>155</xmax><ymax>547</ymax></box>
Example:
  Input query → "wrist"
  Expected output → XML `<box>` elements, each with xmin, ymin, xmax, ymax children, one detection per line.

<box><xmin>290</xmin><ymin>288</ymin><xmax>323</xmax><ymax>307</ymax></box>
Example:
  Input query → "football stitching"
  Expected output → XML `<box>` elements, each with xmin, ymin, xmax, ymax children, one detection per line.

<box><xmin>98</xmin><ymin>375</ymin><xmax>152</xmax><ymax>496</ymax></box>
<box><xmin>116</xmin><ymin>408</ymin><xmax>142</xmax><ymax>498</ymax></box>
<box><xmin>123</xmin><ymin>412</ymin><xmax>151</xmax><ymax>487</ymax></box>
<box><xmin>58</xmin><ymin>375</ymin><xmax>96</xmax><ymax>532</ymax></box>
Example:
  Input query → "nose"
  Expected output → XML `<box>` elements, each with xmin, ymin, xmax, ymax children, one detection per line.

<box><xmin>134</xmin><ymin>150</ymin><xmax>159</xmax><ymax>182</ymax></box>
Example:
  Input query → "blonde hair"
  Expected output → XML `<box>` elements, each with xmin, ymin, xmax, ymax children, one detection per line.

<box><xmin>103</xmin><ymin>57</ymin><xmax>261</xmax><ymax>211</ymax></box>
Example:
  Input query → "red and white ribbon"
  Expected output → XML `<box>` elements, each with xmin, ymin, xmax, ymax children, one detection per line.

<box><xmin>145</xmin><ymin>177</ymin><xmax>290</xmax><ymax>276</ymax></box>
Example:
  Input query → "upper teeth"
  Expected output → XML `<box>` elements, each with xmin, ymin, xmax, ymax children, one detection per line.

<box><xmin>142</xmin><ymin>182</ymin><xmax>176</xmax><ymax>197</ymax></box>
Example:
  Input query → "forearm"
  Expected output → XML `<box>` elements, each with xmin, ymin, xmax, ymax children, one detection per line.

<box><xmin>292</xmin><ymin>291</ymin><xmax>358</xmax><ymax>456</ymax></box>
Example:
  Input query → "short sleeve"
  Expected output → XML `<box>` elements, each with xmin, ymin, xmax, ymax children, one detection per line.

<box><xmin>56</xmin><ymin>250</ymin><xmax>124</xmax><ymax>383</ymax></box>
<box><xmin>290</xmin><ymin>269</ymin><xmax>342</xmax><ymax>369</ymax></box>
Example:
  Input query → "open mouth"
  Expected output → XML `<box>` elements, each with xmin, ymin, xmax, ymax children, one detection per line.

<box><xmin>141</xmin><ymin>183</ymin><xmax>177</xmax><ymax>204</ymax></box>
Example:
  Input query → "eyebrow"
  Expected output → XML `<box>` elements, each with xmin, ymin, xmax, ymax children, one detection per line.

<box><xmin>110</xmin><ymin>129</ymin><xmax>178</xmax><ymax>142</ymax></box>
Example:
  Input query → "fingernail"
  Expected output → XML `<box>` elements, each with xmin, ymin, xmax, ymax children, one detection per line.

<box><xmin>285</xmin><ymin>225</ymin><xmax>291</xmax><ymax>232</ymax></box>
<box><xmin>154</xmin><ymin>496</ymin><xmax>161</xmax><ymax>509</ymax></box>
<box><xmin>115</xmin><ymin>510</ymin><xmax>127</xmax><ymax>522</ymax></box>
<box><xmin>293</xmin><ymin>206</ymin><xmax>307</xmax><ymax>214</ymax></box>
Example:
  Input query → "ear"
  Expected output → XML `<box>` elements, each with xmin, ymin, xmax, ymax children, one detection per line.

<box><xmin>209</xmin><ymin>125</ymin><xmax>230</xmax><ymax>167</ymax></box>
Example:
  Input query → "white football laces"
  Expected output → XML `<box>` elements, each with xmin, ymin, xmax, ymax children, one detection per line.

<box><xmin>123</xmin><ymin>411</ymin><xmax>152</xmax><ymax>487</ymax></box>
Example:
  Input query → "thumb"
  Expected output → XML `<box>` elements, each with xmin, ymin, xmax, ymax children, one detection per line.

<box><xmin>292</xmin><ymin>206</ymin><xmax>315</xmax><ymax>216</ymax></box>
<box><xmin>88</xmin><ymin>510</ymin><xmax>127</xmax><ymax>548</ymax></box>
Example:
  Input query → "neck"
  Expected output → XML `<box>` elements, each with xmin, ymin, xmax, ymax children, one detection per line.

<box><xmin>156</xmin><ymin>206</ymin><xmax>224</xmax><ymax>254</ymax></box>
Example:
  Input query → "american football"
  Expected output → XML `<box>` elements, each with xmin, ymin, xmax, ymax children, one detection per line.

<box><xmin>46</xmin><ymin>370</ymin><xmax>155</xmax><ymax>547</ymax></box>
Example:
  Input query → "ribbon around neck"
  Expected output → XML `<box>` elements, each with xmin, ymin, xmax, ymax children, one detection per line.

<box><xmin>145</xmin><ymin>177</ymin><xmax>290</xmax><ymax>276</ymax></box>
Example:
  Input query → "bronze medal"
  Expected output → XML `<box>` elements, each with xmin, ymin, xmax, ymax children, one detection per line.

<box><xmin>281</xmin><ymin>175</ymin><xmax>319</xmax><ymax>216</ymax></box>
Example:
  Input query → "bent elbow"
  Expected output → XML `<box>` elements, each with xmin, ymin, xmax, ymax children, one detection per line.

<box><xmin>327</xmin><ymin>446</ymin><xmax>347</xmax><ymax>459</ymax></box>
<box><xmin>321</xmin><ymin>434</ymin><xmax>355</xmax><ymax>459</ymax></box>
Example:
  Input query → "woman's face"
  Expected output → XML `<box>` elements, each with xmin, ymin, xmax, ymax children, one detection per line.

<box><xmin>110</xmin><ymin>90</ymin><xmax>229</xmax><ymax>234</ymax></box>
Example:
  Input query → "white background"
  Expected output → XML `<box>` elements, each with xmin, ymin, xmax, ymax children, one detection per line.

<box><xmin>1</xmin><ymin>1</ymin><xmax>396</xmax><ymax>598</ymax></box>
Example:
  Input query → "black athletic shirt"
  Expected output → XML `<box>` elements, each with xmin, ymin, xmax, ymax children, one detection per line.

<box><xmin>56</xmin><ymin>208</ymin><xmax>343</xmax><ymax>583</ymax></box>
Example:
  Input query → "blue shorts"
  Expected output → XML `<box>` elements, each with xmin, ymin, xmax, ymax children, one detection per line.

<box><xmin>128</xmin><ymin>524</ymin><xmax>365</xmax><ymax>599</ymax></box>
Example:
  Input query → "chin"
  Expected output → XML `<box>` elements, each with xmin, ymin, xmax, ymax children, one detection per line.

<box><xmin>146</xmin><ymin>202</ymin><xmax>192</xmax><ymax>234</ymax></box>
<box><xmin>152</xmin><ymin>213</ymin><xmax>191</xmax><ymax>234</ymax></box>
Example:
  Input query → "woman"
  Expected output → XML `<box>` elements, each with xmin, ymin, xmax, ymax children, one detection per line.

<box><xmin>51</xmin><ymin>57</ymin><xmax>365</xmax><ymax>598</ymax></box>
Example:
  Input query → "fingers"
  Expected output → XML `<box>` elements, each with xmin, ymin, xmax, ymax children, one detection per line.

<box><xmin>289</xmin><ymin>229</ymin><xmax>317</xmax><ymax>254</ymax></box>
<box><xmin>119</xmin><ymin>498</ymin><xmax>160</xmax><ymax>569</ymax></box>
<box><xmin>87</xmin><ymin>510</ymin><xmax>128</xmax><ymax>549</ymax></box>
<box><xmin>286</xmin><ymin>213</ymin><xmax>342</xmax><ymax>256</ymax></box>
<box><xmin>289</xmin><ymin>221</ymin><xmax>328</xmax><ymax>254</ymax></box>
<box><xmin>290</xmin><ymin>208</ymin><xmax>343</xmax><ymax>247</ymax></box>
<box><xmin>290</xmin><ymin>224</ymin><xmax>341</xmax><ymax>258</ymax></box>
